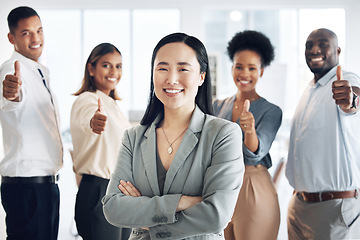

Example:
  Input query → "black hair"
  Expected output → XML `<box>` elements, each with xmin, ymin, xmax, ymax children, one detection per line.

<box><xmin>8</xmin><ymin>6</ymin><xmax>40</xmax><ymax>34</ymax></box>
<box><xmin>140</xmin><ymin>32</ymin><xmax>214</xmax><ymax>125</ymax></box>
<box><xmin>227</xmin><ymin>30</ymin><xmax>275</xmax><ymax>67</ymax></box>
<box><xmin>73</xmin><ymin>43</ymin><xmax>122</xmax><ymax>100</ymax></box>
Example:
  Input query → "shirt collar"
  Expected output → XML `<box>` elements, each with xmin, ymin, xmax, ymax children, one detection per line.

<box><xmin>314</xmin><ymin>65</ymin><xmax>338</xmax><ymax>87</ymax></box>
<box><xmin>95</xmin><ymin>90</ymin><xmax>115</xmax><ymax>104</ymax></box>
<box><xmin>152</xmin><ymin>105</ymin><xmax>204</xmax><ymax>133</ymax></box>
<box><xmin>12</xmin><ymin>51</ymin><xmax>41</xmax><ymax>68</ymax></box>
<box><xmin>12</xmin><ymin>51</ymin><xmax>49</xmax><ymax>76</ymax></box>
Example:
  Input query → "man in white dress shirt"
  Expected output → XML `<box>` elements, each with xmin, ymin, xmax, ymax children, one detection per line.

<box><xmin>286</xmin><ymin>28</ymin><xmax>360</xmax><ymax>239</ymax></box>
<box><xmin>0</xmin><ymin>6</ymin><xmax>63</xmax><ymax>240</ymax></box>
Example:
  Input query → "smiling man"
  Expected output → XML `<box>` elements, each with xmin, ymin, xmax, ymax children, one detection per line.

<box><xmin>0</xmin><ymin>6</ymin><xmax>63</xmax><ymax>240</ymax></box>
<box><xmin>286</xmin><ymin>28</ymin><xmax>360</xmax><ymax>239</ymax></box>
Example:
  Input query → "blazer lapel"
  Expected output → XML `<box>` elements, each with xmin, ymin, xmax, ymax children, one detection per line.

<box><xmin>141</xmin><ymin>122</ymin><xmax>161</xmax><ymax>196</ymax></box>
<box><xmin>163</xmin><ymin>106</ymin><xmax>204</xmax><ymax>194</ymax></box>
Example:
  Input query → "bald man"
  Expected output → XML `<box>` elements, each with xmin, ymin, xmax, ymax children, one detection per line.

<box><xmin>286</xmin><ymin>28</ymin><xmax>360</xmax><ymax>239</ymax></box>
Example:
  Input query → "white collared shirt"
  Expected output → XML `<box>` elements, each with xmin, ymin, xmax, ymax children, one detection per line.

<box><xmin>0</xmin><ymin>51</ymin><xmax>63</xmax><ymax>177</ymax></box>
<box><xmin>286</xmin><ymin>66</ymin><xmax>360</xmax><ymax>192</ymax></box>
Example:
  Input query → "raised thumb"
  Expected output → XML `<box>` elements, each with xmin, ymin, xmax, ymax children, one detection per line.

<box><xmin>14</xmin><ymin>60</ymin><xmax>20</xmax><ymax>77</ymax></box>
<box><xmin>336</xmin><ymin>65</ymin><xmax>343</xmax><ymax>81</ymax></box>
<box><xmin>97</xmin><ymin>98</ymin><xmax>104</xmax><ymax>113</ymax></box>
<box><xmin>242</xmin><ymin>99</ymin><xmax>250</xmax><ymax>113</ymax></box>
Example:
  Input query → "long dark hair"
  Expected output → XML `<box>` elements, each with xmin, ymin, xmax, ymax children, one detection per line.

<box><xmin>140</xmin><ymin>32</ymin><xmax>214</xmax><ymax>125</ymax></box>
<box><xmin>73</xmin><ymin>43</ymin><xmax>122</xmax><ymax>100</ymax></box>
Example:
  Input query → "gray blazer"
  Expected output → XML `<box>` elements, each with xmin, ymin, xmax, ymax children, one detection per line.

<box><xmin>103</xmin><ymin>106</ymin><xmax>244</xmax><ymax>239</ymax></box>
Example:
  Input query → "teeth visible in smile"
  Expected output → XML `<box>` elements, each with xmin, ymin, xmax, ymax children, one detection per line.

<box><xmin>30</xmin><ymin>45</ymin><xmax>41</xmax><ymax>49</ymax></box>
<box><xmin>165</xmin><ymin>89</ymin><xmax>182</xmax><ymax>93</ymax></box>
<box><xmin>310</xmin><ymin>57</ymin><xmax>323</xmax><ymax>62</ymax></box>
<box><xmin>240</xmin><ymin>80</ymin><xmax>251</xmax><ymax>84</ymax></box>
<box><xmin>107</xmin><ymin>77</ymin><xmax>117</xmax><ymax>82</ymax></box>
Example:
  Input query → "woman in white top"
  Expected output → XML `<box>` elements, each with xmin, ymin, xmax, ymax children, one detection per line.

<box><xmin>70</xmin><ymin>43</ymin><xmax>132</xmax><ymax>240</ymax></box>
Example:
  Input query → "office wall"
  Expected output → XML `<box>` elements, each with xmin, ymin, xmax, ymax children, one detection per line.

<box><xmin>0</xmin><ymin>0</ymin><xmax>360</xmax><ymax>74</ymax></box>
<box><xmin>0</xmin><ymin>1</ymin><xmax>359</xmax><ymax>239</ymax></box>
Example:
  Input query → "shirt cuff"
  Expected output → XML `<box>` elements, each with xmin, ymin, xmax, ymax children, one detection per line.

<box><xmin>0</xmin><ymin>91</ymin><xmax>23</xmax><ymax>111</ymax></box>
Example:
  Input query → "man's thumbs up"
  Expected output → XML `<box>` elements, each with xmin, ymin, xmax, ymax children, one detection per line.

<box><xmin>90</xmin><ymin>98</ymin><xmax>107</xmax><ymax>134</ymax></box>
<box><xmin>336</xmin><ymin>65</ymin><xmax>343</xmax><ymax>81</ymax></box>
<box><xmin>14</xmin><ymin>60</ymin><xmax>20</xmax><ymax>77</ymax></box>
<box><xmin>332</xmin><ymin>65</ymin><xmax>353</xmax><ymax>110</ymax></box>
<box><xmin>3</xmin><ymin>60</ymin><xmax>22</xmax><ymax>102</ymax></box>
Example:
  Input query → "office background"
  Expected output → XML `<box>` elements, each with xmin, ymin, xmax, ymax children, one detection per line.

<box><xmin>0</xmin><ymin>0</ymin><xmax>359</xmax><ymax>239</ymax></box>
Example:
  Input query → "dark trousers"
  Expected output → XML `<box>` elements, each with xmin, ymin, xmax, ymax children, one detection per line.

<box><xmin>75</xmin><ymin>174</ymin><xmax>131</xmax><ymax>240</ymax></box>
<box><xmin>1</xmin><ymin>182</ymin><xmax>60</xmax><ymax>240</ymax></box>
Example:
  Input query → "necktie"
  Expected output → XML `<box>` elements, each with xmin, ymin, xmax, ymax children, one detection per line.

<box><xmin>38</xmin><ymin>69</ymin><xmax>51</xmax><ymax>93</ymax></box>
<box><xmin>37</xmin><ymin>69</ymin><xmax>64</xmax><ymax>161</ymax></box>
<box><xmin>38</xmin><ymin>68</ymin><xmax>53</xmax><ymax>104</ymax></box>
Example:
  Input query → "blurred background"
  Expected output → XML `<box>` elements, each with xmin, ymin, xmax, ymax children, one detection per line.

<box><xmin>0</xmin><ymin>0</ymin><xmax>359</xmax><ymax>239</ymax></box>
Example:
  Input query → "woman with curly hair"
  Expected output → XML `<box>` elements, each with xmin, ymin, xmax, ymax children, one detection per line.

<box><xmin>213</xmin><ymin>30</ymin><xmax>282</xmax><ymax>240</ymax></box>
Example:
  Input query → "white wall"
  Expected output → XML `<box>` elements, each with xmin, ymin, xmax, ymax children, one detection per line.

<box><xmin>1</xmin><ymin>0</ymin><xmax>360</xmax><ymax>74</ymax></box>
<box><xmin>0</xmin><ymin>1</ymin><xmax>359</xmax><ymax>239</ymax></box>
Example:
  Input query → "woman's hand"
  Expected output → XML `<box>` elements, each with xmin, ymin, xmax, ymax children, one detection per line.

<box><xmin>239</xmin><ymin>99</ymin><xmax>259</xmax><ymax>153</ymax></box>
<box><xmin>176</xmin><ymin>195</ymin><xmax>202</xmax><ymax>212</ymax></box>
<box><xmin>239</xmin><ymin>99</ymin><xmax>255</xmax><ymax>134</ymax></box>
<box><xmin>118</xmin><ymin>180</ymin><xmax>149</xmax><ymax>230</ymax></box>
<box><xmin>119</xmin><ymin>181</ymin><xmax>201</xmax><ymax>226</ymax></box>
<box><xmin>90</xmin><ymin>98</ymin><xmax>107</xmax><ymax>134</ymax></box>
<box><xmin>118</xmin><ymin>180</ymin><xmax>141</xmax><ymax>197</ymax></box>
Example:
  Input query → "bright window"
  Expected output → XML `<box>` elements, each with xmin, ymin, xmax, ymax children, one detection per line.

<box><xmin>37</xmin><ymin>9</ymin><xmax>180</xmax><ymax>130</ymax></box>
<box><xmin>204</xmin><ymin>8</ymin><xmax>345</xmax><ymax>118</ymax></box>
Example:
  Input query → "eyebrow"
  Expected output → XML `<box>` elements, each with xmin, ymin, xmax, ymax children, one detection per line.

<box><xmin>157</xmin><ymin>62</ymin><xmax>192</xmax><ymax>66</ymax></box>
<box><xmin>101</xmin><ymin>61</ymin><xmax>122</xmax><ymax>65</ymax></box>
<box><xmin>20</xmin><ymin>27</ymin><xmax>43</xmax><ymax>33</ymax></box>
<box><xmin>178</xmin><ymin>62</ymin><xmax>192</xmax><ymax>66</ymax></box>
<box><xmin>306</xmin><ymin>38</ymin><xmax>329</xmax><ymax>43</ymax></box>
<box><xmin>235</xmin><ymin>63</ymin><xmax>256</xmax><ymax>66</ymax></box>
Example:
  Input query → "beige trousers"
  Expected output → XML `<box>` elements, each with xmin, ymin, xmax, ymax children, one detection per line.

<box><xmin>224</xmin><ymin>165</ymin><xmax>280</xmax><ymax>240</ymax></box>
<box><xmin>287</xmin><ymin>191</ymin><xmax>360</xmax><ymax>240</ymax></box>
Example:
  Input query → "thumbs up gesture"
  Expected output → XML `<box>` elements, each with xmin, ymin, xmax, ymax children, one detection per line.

<box><xmin>2</xmin><ymin>61</ymin><xmax>22</xmax><ymax>102</ymax></box>
<box><xmin>239</xmin><ymin>99</ymin><xmax>255</xmax><ymax>134</ymax></box>
<box><xmin>332</xmin><ymin>65</ymin><xmax>353</xmax><ymax>110</ymax></box>
<box><xmin>90</xmin><ymin>98</ymin><xmax>107</xmax><ymax>134</ymax></box>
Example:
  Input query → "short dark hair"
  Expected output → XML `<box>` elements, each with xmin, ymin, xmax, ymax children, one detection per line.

<box><xmin>8</xmin><ymin>6</ymin><xmax>40</xmax><ymax>33</ymax></box>
<box><xmin>73</xmin><ymin>43</ymin><xmax>122</xmax><ymax>100</ymax></box>
<box><xmin>227</xmin><ymin>30</ymin><xmax>275</xmax><ymax>67</ymax></box>
<box><xmin>140</xmin><ymin>32</ymin><xmax>214</xmax><ymax>125</ymax></box>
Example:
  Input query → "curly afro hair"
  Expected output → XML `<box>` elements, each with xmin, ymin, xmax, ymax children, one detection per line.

<box><xmin>227</xmin><ymin>30</ymin><xmax>275</xmax><ymax>67</ymax></box>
